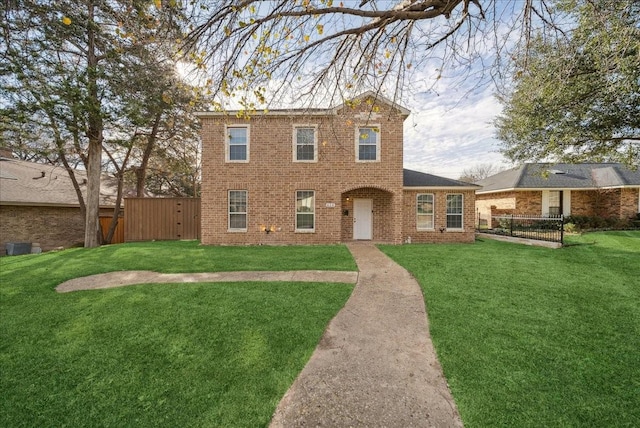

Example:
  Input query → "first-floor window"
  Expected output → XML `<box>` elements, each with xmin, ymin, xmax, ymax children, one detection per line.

<box><xmin>229</xmin><ymin>190</ymin><xmax>247</xmax><ymax>230</ymax></box>
<box><xmin>296</xmin><ymin>190</ymin><xmax>315</xmax><ymax>231</ymax></box>
<box><xmin>548</xmin><ymin>190</ymin><xmax>562</xmax><ymax>216</ymax></box>
<box><xmin>417</xmin><ymin>194</ymin><xmax>434</xmax><ymax>230</ymax></box>
<box><xmin>446</xmin><ymin>194</ymin><xmax>463</xmax><ymax>229</ymax></box>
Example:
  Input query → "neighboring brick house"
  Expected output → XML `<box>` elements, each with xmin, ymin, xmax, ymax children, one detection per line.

<box><xmin>475</xmin><ymin>163</ymin><xmax>640</xmax><ymax>222</ymax></box>
<box><xmin>0</xmin><ymin>153</ymin><xmax>119</xmax><ymax>254</ymax></box>
<box><xmin>197</xmin><ymin>92</ymin><xmax>479</xmax><ymax>245</ymax></box>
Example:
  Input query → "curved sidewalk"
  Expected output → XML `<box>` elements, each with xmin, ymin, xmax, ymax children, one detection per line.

<box><xmin>54</xmin><ymin>243</ymin><xmax>462</xmax><ymax>426</ymax></box>
<box><xmin>56</xmin><ymin>270</ymin><xmax>359</xmax><ymax>293</ymax></box>
<box><xmin>269</xmin><ymin>242</ymin><xmax>463</xmax><ymax>427</ymax></box>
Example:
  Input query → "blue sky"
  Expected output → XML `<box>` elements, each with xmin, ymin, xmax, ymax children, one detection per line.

<box><xmin>402</xmin><ymin>78</ymin><xmax>511</xmax><ymax>180</ymax></box>
<box><xmin>194</xmin><ymin>1</ymin><xmax>525</xmax><ymax>180</ymax></box>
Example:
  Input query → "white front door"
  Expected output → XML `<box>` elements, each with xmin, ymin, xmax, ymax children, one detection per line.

<box><xmin>353</xmin><ymin>199</ymin><xmax>373</xmax><ymax>240</ymax></box>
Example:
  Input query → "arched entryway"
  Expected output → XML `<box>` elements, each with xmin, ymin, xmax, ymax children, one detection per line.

<box><xmin>340</xmin><ymin>187</ymin><xmax>400</xmax><ymax>242</ymax></box>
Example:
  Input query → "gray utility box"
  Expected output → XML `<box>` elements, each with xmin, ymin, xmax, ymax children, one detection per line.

<box><xmin>5</xmin><ymin>242</ymin><xmax>32</xmax><ymax>256</ymax></box>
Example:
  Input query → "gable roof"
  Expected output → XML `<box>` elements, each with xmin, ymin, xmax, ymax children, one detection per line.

<box><xmin>195</xmin><ymin>91</ymin><xmax>411</xmax><ymax>117</ymax></box>
<box><xmin>333</xmin><ymin>91</ymin><xmax>411</xmax><ymax>116</ymax></box>
<box><xmin>0</xmin><ymin>156</ymin><xmax>118</xmax><ymax>207</ymax></box>
<box><xmin>403</xmin><ymin>169</ymin><xmax>480</xmax><ymax>189</ymax></box>
<box><xmin>476</xmin><ymin>163</ymin><xmax>640</xmax><ymax>194</ymax></box>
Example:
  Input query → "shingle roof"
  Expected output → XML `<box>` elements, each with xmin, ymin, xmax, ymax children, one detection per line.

<box><xmin>403</xmin><ymin>169</ymin><xmax>480</xmax><ymax>188</ymax></box>
<box><xmin>476</xmin><ymin>163</ymin><xmax>640</xmax><ymax>193</ymax></box>
<box><xmin>196</xmin><ymin>90</ymin><xmax>411</xmax><ymax>117</ymax></box>
<box><xmin>0</xmin><ymin>157</ymin><xmax>118</xmax><ymax>207</ymax></box>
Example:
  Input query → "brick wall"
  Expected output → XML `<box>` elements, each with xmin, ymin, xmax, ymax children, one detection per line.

<box><xmin>475</xmin><ymin>191</ymin><xmax>516</xmax><ymax>223</ymax></box>
<box><xmin>402</xmin><ymin>189</ymin><xmax>476</xmax><ymax>243</ymax></box>
<box><xmin>1</xmin><ymin>205</ymin><xmax>120</xmax><ymax>255</ymax></box>
<box><xmin>571</xmin><ymin>189</ymin><xmax>621</xmax><ymax>218</ymax></box>
<box><xmin>200</xmin><ymin>97</ymin><xmax>405</xmax><ymax>244</ymax></box>
<box><xmin>620</xmin><ymin>188</ymin><xmax>640</xmax><ymax>219</ymax></box>
<box><xmin>514</xmin><ymin>191</ymin><xmax>542</xmax><ymax>214</ymax></box>
<box><xmin>0</xmin><ymin>205</ymin><xmax>85</xmax><ymax>255</ymax></box>
<box><xmin>478</xmin><ymin>188</ymin><xmax>639</xmax><ymax>221</ymax></box>
<box><xmin>340</xmin><ymin>187</ymin><xmax>398</xmax><ymax>242</ymax></box>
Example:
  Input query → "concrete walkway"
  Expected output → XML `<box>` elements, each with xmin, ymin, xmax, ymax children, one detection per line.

<box><xmin>269</xmin><ymin>243</ymin><xmax>463</xmax><ymax>427</ymax></box>
<box><xmin>55</xmin><ymin>243</ymin><xmax>462</xmax><ymax>426</ymax></box>
<box><xmin>56</xmin><ymin>270</ymin><xmax>359</xmax><ymax>293</ymax></box>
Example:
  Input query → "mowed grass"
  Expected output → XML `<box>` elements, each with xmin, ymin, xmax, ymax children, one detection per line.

<box><xmin>0</xmin><ymin>242</ymin><xmax>356</xmax><ymax>427</ymax></box>
<box><xmin>380</xmin><ymin>231</ymin><xmax>640</xmax><ymax>427</ymax></box>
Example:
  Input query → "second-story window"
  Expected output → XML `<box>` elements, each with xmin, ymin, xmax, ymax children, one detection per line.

<box><xmin>356</xmin><ymin>126</ymin><xmax>380</xmax><ymax>162</ymax></box>
<box><xmin>294</xmin><ymin>126</ymin><xmax>317</xmax><ymax>162</ymax></box>
<box><xmin>226</xmin><ymin>126</ymin><xmax>249</xmax><ymax>162</ymax></box>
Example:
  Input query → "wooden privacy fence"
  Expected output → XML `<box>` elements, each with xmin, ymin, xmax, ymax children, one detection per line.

<box><xmin>100</xmin><ymin>216</ymin><xmax>125</xmax><ymax>244</ymax></box>
<box><xmin>124</xmin><ymin>197</ymin><xmax>200</xmax><ymax>242</ymax></box>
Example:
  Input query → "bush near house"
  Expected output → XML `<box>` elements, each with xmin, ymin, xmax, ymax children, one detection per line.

<box><xmin>565</xmin><ymin>214</ymin><xmax>640</xmax><ymax>231</ymax></box>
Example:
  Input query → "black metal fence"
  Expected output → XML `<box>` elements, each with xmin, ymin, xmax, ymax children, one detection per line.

<box><xmin>478</xmin><ymin>214</ymin><xmax>565</xmax><ymax>244</ymax></box>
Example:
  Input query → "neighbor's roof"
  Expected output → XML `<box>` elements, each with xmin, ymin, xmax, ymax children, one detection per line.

<box><xmin>0</xmin><ymin>156</ymin><xmax>119</xmax><ymax>207</ymax></box>
<box><xmin>403</xmin><ymin>169</ymin><xmax>480</xmax><ymax>189</ymax></box>
<box><xmin>476</xmin><ymin>163</ymin><xmax>640</xmax><ymax>194</ymax></box>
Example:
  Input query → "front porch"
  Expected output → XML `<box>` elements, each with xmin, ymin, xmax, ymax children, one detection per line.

<box><xmin>340</xmin><ymin>187</ymin><xmax>402</xmax><ymax>243</ymax></box>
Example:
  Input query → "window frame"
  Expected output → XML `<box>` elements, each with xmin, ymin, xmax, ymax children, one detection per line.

<box><xmin>295</xmin><ymin>190</ymin><xmax>315</xmax><ymax>232</ymax></box>
<box><xmin>225</xmin><ymin>125</ymin><xmax>250</xmax><ymax>163</ymax></box>
<box><xmin>416</xmin><ymin>193</ymin><xmax>435</xmax><ymax>230</ymax></box>
<box><xmin>228</xmin><ymin>190</ymin><xmax>248</xmax><ymax>232</ymax></box>
<box><xmin>446</xmin><ymin>193</ymin><xmax>464</xmax><ymax>230</ymax></box>
<box><xmin>292</xmin><ymin>125</ymin><xmax>318</xmax><ymax>162</ymax></box>
<box><xmin>355</xmin><ymin>125</ymin><xmax>381</xmax><ymax>162</ymax></box>
<box><xmin>548</xmin><ymin>190</ymin><xmax>562</xmax><ymax>216</ymax></box>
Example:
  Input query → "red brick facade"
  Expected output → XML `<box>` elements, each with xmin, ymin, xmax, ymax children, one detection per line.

<box><xmin>402</xmin><ymin>190</ymin><xmax>476</xmax><ymax>243</ymax></box>
<box><xmin>199</xmin><ymin>94</ymin><xmax>477</xmax><ymax>245</ymax></box>
<box><xmin>476</xmin><ymin>188</ymin><xmax>640</xmax><ymax>220</ymax></box>
<box><xmin>0</xmin><ymin>205</ymin><xmax>116</xmax><ymax>255</ymax></box>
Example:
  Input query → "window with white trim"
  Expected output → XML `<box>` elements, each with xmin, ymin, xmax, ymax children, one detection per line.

<box><xmin>548</xmin><ymin>190</ymin><xmax>562</xmax><ymax>216</ymax></box>
<box><xmin>446</xmin><ymin>194</ymin><xmax>463</xmax><ymax>229</ymax></box>
<box><xmin>228</xmin><ymin>190</ymin><xmax>247</xmax><ymax>230</ymax></box>
<box><xmin>226</xmin><ymin>126</ymin><xmax>249</xmax><ymax>162</ymax></box>
<box><xmin>417</xmin><ymin>194</ymin><xmax>434</xmax><ymax>230</ymax></box>
<box><xmin>294</xmin><ymin>126</ymin><xmax>317</xmax><ymax>162</ymax></box>
<box><xmin>296</xmin><ymin>190</ymin><xmax>315</xmax><ymax>231</ymax></box>
<box><xmin>356</xmin><ymin>127</ymin><xmax>379</xmax><ymax>161</ymax></box>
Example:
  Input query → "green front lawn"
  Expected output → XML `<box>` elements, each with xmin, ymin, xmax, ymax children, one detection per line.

<box><xmin>0</xmin><ymin>243</ymin><xmax>355</xmax><ymax>427</ymax></box>
<box><xmin>381</xmin><ymin>231</ymin><xmax>640</xmax><ymax>427</ymax></box>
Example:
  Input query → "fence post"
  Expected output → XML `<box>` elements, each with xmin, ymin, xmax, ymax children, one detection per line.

<box><xmin>510</xmin><ymin>214</ymin><xmax>514</xmax><ymax>237</ymax></box>
<box><xmin>560</xmin><ymin>215</ymin><xmax>564</xmax><ymax>245</ymax></box>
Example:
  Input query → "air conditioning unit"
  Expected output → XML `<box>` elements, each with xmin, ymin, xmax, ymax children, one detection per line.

<box><xmin>5</xmin><ymin>242</ymin><xmax>32</xmax><ymax>256</ymax></box>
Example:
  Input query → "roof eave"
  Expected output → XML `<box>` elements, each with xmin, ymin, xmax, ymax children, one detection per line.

<box><xmin>476</xmin><ymin>185</ymin><xmax>640</xmax><ymax>194</ymax></box>
<box><xmin>404</xmin><ymin>186</ymin><xmax>480</xmax><ymax>191</ymax></box>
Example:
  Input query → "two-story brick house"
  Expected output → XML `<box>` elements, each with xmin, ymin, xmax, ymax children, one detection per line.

<box><xmin>197</xmin><ymin>92</ymin><xmax>478</xmax><ymax>245</ymax></box>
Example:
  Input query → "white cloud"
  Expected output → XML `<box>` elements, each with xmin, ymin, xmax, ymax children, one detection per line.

<box><xmin>401</xmin><ymin>78</ymin><xmax>511</xmax><ymax>179</ymax></box>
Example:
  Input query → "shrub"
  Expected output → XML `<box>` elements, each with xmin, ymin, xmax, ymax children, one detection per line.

<box><xmin>564</xmin><ymin>215</ymin><xmax>634</xmax><ymax>231</ymax></box>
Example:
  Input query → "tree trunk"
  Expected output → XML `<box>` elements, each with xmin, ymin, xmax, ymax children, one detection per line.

<box><xmin>135</xmin><ymin>111</ymin><xmax>162</xmax><ymax>197</ymax></box>
<box><xmin>84</xmin><ymin>0</ymin><xmax>103</xmax><ymax>248</ymax></box>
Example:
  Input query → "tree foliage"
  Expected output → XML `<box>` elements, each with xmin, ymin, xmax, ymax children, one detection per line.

<box><xmin>496</xmin><ymin>0</ymin><xmax>640</xmax><ymax>166</ymax></box>
<box><xmin>185</xmin><ymin>0</ymin><xmax>538</xmax><ymax>108</ymax></box>
<box><xmin>1</xmin><ymin>0</ymin><xmax>205</xmax><ymax>246</ymax></box>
